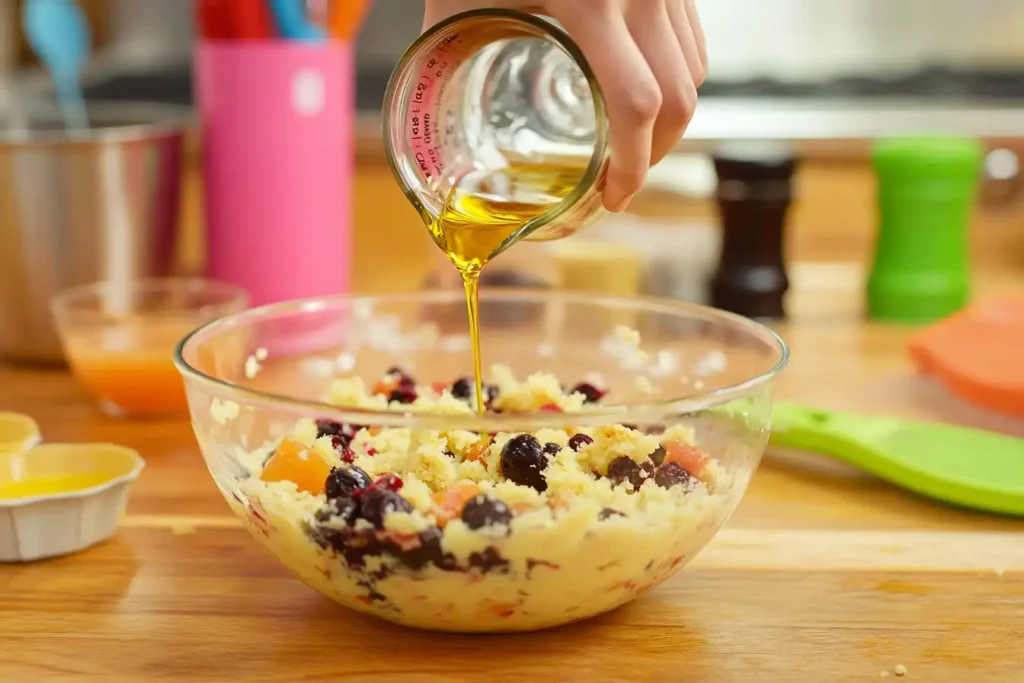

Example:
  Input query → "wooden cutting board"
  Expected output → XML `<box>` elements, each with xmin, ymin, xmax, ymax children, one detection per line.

<box><xmin>1</xmin><ymin>265</ymin><xmax>1023</xmax><ymax>682</ymax></box>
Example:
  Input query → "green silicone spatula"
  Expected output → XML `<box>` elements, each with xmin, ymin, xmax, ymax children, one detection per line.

<box><xmin>769</xmin><ymin>402</ymin><xmax>1024</xmax><ymax>516</ymax></box>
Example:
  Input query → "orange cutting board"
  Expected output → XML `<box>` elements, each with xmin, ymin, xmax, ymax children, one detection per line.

<box><xmin>909</xmin><ymin>295</ymin><xmax>1024</xmax><ymax>418</ymax></box>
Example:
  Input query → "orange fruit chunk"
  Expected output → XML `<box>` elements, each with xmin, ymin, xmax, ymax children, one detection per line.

<box><xmin>432</xmin><ymin>483</ymin><xmax>481</xmax><ymax>527</ymax></box>
<box><xmin>463</xmin><ymin>439</ymin><xmax>491</xmax><ymax>462</ymax></box>
<box><xmin>372</xmin><ymin>378</ymin><xmax>399</xmax><ymax>397</ymax></box>
<box><xmin>662</xmin><ymin>442</ymin><xmax>709</xmax><ymax>477</ymax></box>
<box><xmin>260</xmin><ymin>439</ymin><xmax>332</xmax><ymax>495</ymax></box>
<box><xmin>548</xmin><ymin>491</ymin><xmax>572</xmax><ymax>511</ymax></box>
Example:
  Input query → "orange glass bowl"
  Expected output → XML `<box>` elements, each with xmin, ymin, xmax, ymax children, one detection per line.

<box><xmin>52</xmin><ymin>278</ymin><xmax>249</xmax><ymax>419</ymax></box>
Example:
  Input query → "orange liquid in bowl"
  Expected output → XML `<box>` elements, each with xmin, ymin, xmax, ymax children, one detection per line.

<box><xmin>63</xmin><ymin>320</ymin><xmax>196</xmax><ymax>417</ymax></box>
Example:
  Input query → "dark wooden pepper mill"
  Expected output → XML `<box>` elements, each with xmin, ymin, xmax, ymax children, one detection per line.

<box><xmin>709</xmin><ymin>143</ymin><xmax>798</xmax><ymax>321</ymax></box>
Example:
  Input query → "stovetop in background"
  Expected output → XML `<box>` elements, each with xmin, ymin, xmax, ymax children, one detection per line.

<box><xmin>81</xmin><ymin>65</ymin><xmax>1024</xmax><ymax>112</ymax></box>
<box><xmin>698</xmin><ymin>67</ymin><xmax>1024</xmax><ymax>100</ymax></box>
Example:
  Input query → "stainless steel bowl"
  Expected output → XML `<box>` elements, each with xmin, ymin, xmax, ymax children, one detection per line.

<box><xmin>0</xmin><ymin>101</ymin><xmax>190</xmax><ymax>363</ymax></box>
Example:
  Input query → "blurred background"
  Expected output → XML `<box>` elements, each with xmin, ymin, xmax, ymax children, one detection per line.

<box><xmin>2</xmin><ymin>0</ymin><xmax>1024</xmax><ymax>360</ymax></box>
<box><xmin>7</xmin><ymin>1</ymin><xmax>1024</xmax><ymax>107</ymax></box>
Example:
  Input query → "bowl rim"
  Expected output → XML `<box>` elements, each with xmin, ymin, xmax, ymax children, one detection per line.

<box><xmin>173</xmin><ymin>289</ymin><xmax>790</xmax><ymax>429</ymax></box>
<box><xmin>50</xmin><ymin>277</ymin><xmax>251</xmax><ymax>324</ymax></box>
<box><xmin>0</xmin><ymin>101</ymin><xmax>192</xmax><ymax>147</ymax></box>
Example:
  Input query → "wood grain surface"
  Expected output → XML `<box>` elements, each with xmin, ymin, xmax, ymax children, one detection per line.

<box><xmin>3</xmin><ymin>163</ymin><xmax>1024</xmax><ymax>682</ymax></box>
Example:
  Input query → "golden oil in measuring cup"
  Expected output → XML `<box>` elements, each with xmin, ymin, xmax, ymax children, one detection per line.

<box><xmin>429</xmin><ymin>163</ymin><xmax>583</xmax><ymax>413</ymax></box>
<box><xmin>383</xmin><ymin>10</ymin><xmax>611</xmax><ymax>413</ymax></box>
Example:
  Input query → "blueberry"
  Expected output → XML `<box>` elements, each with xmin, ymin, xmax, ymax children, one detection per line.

<box><xmin>468</xmin><ymin>547</ymin><xmax>509</xmax><ymax>573</ymax></box>
<box><xmin>542</xmin><ymin>442</ymin><xmax>562</xmax><ymax>457</ymax></box>
<box><xmin>308</xmin><ymin>499</ymin><xmax>359</xmax><ymax>550</ymax></box>
<box><xmin>451</xmin><ymin>377</ymin><xmax>473</xmax><ymax>400</ymax></box>
<box><xmin>449</xmin><ymin>378</ymin><xmax>497</xmax><ymax>407</ymax></box>
<box><xmin>606</xmin><ymin>457</ymin><xmax>656</xmax><ymax>490</ymax></box>
<box><xmin>337</xmin><ymin>528</ymin><xmax>388</xmax><ymax>569</ymax></box>
<box><xmin>654</xmin><ymin>462</ymin><xmax>693</xmax><ymax>490</ymax></box>
<box><xmin>308</xmin><ymin>523</ymin><xmax>341</xmax><ymax>552</ymax></box>
<box><xmin>325</xmin><ymin>466</ymin><xmax>372</xmax><ymax>501</ymax></box>
<box><xmin>605</xmin><ymin>457</ymin><xmax>639</xmax><ymax>487</ymax></box>
<box><xmin>359</xmin><ymin>489</ymin><xmax>414</xmax><ymax>529</ymax></box>
<box><xmin>571</xmin><ymin>382</ymin><xmax>606</xmax><ymax>404</ymax></box>
<box><xmin>637</xmin><ymin>460</ymin><xmax>656</xmax><ymax>485</ymax></box>
<box><xmin>500</xmin><ymin>434</ymin><xmax>550</xmax><ymax>492</ymax></box>
<box><xmin>567</xmin><ymin>433</ymin><xmax>594</xmax><ymax>451</ymax></box>
<box><xmin>316</xmin><ymin>497</ymin><xmax>358</xmax><ymax>527</ymax></box>
<box><xmin>385</xmin><ymin>366</ymin><xmax>415</xmax><ymax>385</ymax></box>
<box><xmin>399</xmin><ymin>526</ymin><xmax>454</xmax><ymax>570</ymax></box>
<box><xmin>461</xmin><ymin>495</ymin><xmax>514</xmax><ymax>530</ymax></box>
<box><xmin>388</xmin><ymin>385</ymin><xmax>418</xmax><ymax>404</ymax></box>
<box><xmin>316</xmin><ymin>419</ymin><xmax>347</xmax><ymax>439</ymax></box>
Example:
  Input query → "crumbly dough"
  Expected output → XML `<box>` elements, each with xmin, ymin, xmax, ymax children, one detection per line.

<box><xmin>219</xmin><ymin>364</ymin><xmax>743</xmax><ymax>632</ymax></box>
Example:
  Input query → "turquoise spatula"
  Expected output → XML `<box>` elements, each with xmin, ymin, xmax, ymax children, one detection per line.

<box><xmin>268</xmin><ymin>0</ymin><xmax>326</xmax><ymax>41</ymax></box>
<box><xmin>22</xmin><ymin>0</ymin><xmax>91</xmax><ymax>132</ymax></box>
<box><xmin>769</xmin><ymin>402</ymin><xmax>1024</xmax><ymax>516</ymax></box>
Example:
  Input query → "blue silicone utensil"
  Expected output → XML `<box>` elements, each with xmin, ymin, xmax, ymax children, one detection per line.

<box><xmin>770</xmin><ymin>402</ymin><xmax>1024</xmax><ymax>516</ymax></box>
<box><xmin>268</xmin><ymin>0</ymin><xmax>326</xmax><ymax>41</ymax></box>
<box><xmin>22</xmin><ymin>0</ymin><xmax>91</xmax><ymax>131</ymax></box>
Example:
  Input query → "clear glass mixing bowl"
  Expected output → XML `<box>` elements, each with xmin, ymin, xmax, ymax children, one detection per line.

<box><xmin>174</xmin><ymin>290</ymin><xmax>788</xmax><ymax>632</ymax></box>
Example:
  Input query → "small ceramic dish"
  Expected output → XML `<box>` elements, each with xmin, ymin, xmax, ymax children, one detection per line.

<box><xmin>0</xmin><ymin>412</ymin><xmax>42</xmax><ymax>454</ymax></box>
<box><xmin>0</xmin><ymin>443</ymin><xmax>145</xmax><ymax>562</ymax></box>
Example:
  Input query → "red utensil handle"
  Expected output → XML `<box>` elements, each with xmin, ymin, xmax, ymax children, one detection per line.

<box><xmin>231</xmin><ymin>0</ymin><xmax>276</xmax><ymax>39</ymax></box>
<box><xmin>195</xmin><ymin>0</ymin><xmax>233</xmax><ymax>39</ymax></box>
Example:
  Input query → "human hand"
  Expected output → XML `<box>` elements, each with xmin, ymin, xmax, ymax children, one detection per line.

<box><xmin>422</xmin><ymin>0</ymin><xmax>707</xmax><ymax>212</ymax></box>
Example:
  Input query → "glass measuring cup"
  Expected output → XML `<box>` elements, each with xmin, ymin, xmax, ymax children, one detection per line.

<box><xmin>382</xmin><ymin>9</ymin><xmax>610</xmax><ymax>260</ymax></box>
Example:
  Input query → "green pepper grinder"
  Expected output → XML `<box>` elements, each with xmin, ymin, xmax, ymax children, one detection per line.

<box><xmin>867</xmin><ymin>136</ymin><xmax>983</xmax><ymax>323</ymax></box>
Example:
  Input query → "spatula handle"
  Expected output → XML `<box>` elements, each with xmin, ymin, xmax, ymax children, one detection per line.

<box><xmin>53</xmin><ymin>70</ymin><xmax>89</xmax><ymax>133</ymax></box>
<box><xmin>769</xmin><ymin>402</ymin><xmax>877</xmax><ymax>462</ymax></box>
<box><xmin>771</xmin><ymin>403</ymin><xmax>1024</xmax><ymax>517</ymax></box>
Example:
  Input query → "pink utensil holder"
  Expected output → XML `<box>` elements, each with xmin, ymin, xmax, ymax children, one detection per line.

<box><xmin>196</xmin><ymin>40</ymin><xmax>353</xmax><ymax>308</ymax></box>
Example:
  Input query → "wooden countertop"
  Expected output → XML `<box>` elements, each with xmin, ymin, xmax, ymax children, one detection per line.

<box><xmin>3</xmin><ymin>266</ymin><xmax>1024</xmax><ymax>682</ymax></box>
<box><xmin>3</xmin><ymin>163</ymin><xmax>1024</xmax><ymax>681</ymax></box>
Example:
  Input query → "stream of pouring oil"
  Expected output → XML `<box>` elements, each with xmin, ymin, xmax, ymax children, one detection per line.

<box><xmin>424</xmin><ymin>164</ymin><xmax>583</xmax><ymax>412</ymax></box>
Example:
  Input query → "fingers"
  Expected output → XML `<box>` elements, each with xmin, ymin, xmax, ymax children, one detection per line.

<box><xmin>674</xmin><ymin>0</ymin><xmax>708</xmax><ymax>81</ymax></box>
<box><xmin>423</xmin><ymin>0</ymin><xmax>708</xmax><ymax>213</ymax></box>
<box><xmin>668</xmin><ymin>0</ymin><xmax>707</xmax><ymax>89</ymax></box>
<box><xmin>626</xmin><ymin>0</ymin><xmax>696</xmax><ymax>167</ymax></box>
<box><xmin>550</xmin><ymin>2</ymin><xmax>660</xmax><ymax>212</ymax></box>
